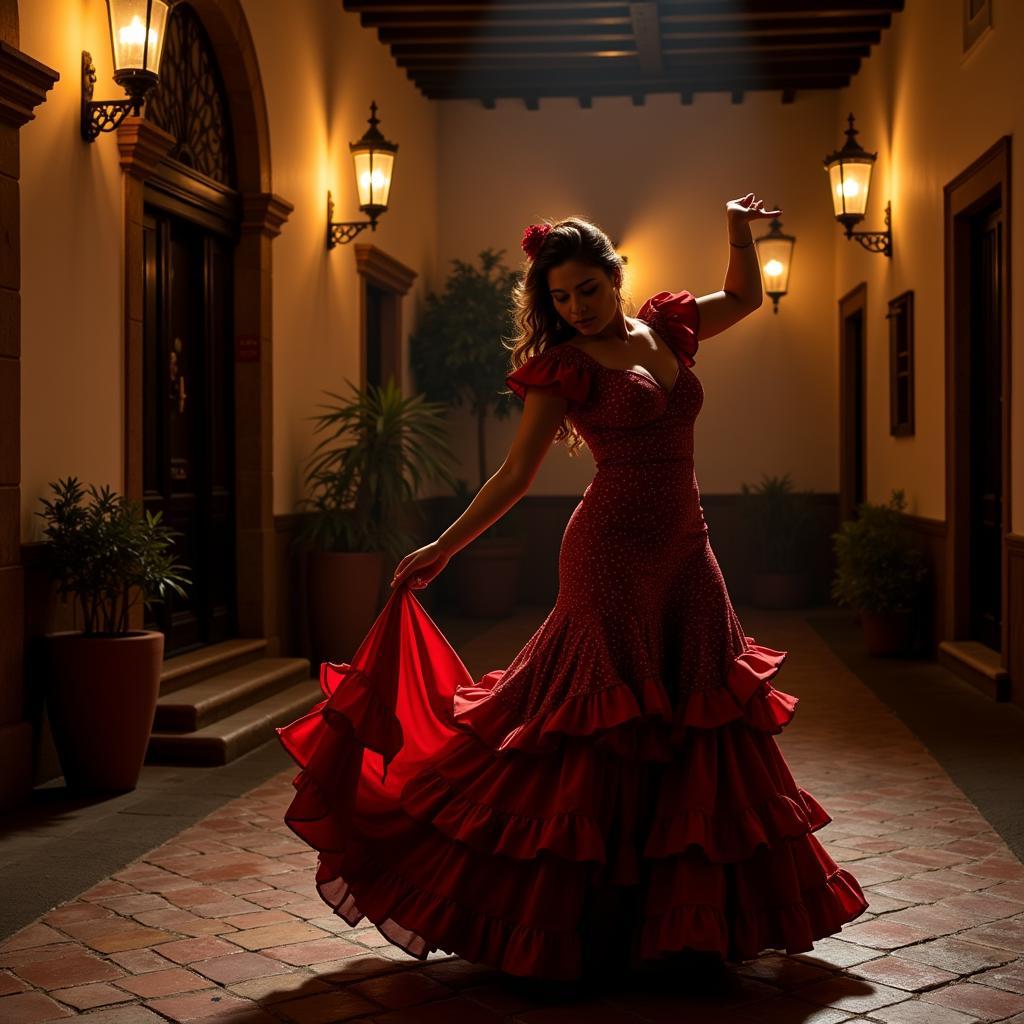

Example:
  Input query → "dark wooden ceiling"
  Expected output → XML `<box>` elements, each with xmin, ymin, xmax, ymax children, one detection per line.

<box><xmin>342</xmin><ymin>0</ymin><xmax>905</xmax><ymax>107</ymax></box>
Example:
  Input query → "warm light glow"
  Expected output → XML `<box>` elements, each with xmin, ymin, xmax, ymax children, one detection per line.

<box><xmin>755</xmin><ymin>232</ymin><xmax>794</xmax><ymax>297</ymax></box>
<box><xmin>108</xmin><ymin>0</ymin><xmax>170</xmax><ymax>73</ymax></box>
<box><xmin>826</xmin><ymin>160</ymin><xmax>872</xmax><ymax>218</ymax></box>
<box><xmin>763</xmin><ymin>258</ymin><xmax>785</xmax><ymax>279</ymax></box>
<box><xmin>352</xmin><ymin>149</ymin><xmax>395</xmax><ymax>208</ymax></box>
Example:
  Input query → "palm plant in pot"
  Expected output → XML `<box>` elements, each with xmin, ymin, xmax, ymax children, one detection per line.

<box><xmin>295</xmin><ymin>376</ymin><xmax>458</xmax><ymax>665</ymax></box>
<box><xmin>738</xmin><ymin>473</ymin><xmax>816</xmax><ymax>609</ymax></box>
<box><xmin>831</xmin><ymin>489</ymin><xmax>929</xmax><ymax>656</ymax></box>
<box><xmin>409</xmin><ymin>248</ymin><xmax>527</xmax><ymax>617</ymax></box>
<box><xmin>35</xmin><ymin>477</ymin><xmax>190</xmax><ymax>792</ymax></box>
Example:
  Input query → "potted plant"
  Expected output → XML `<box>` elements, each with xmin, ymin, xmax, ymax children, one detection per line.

<box><xmin>738</xmin><ymin>473</ymin><xmax>816</xmax><ymax>609</ymax></box>
<box><xmin>295</xmin><ymin>376</ymin><xmax>458</xmax><ymax>664</ymax></box>
<box><xmin>35</xmin><ymin>477</ymin><xmax>190</xmax><ymax>792</ymax></box>
<box><xmin>409</xmin><ymin>248</ymin><xmax>527</xmax><ymax>617</ymax></box>
<box><xmin>831</xmin><ymin>489</ymin><xmax>929</xmax><ymax>656</ymax></box>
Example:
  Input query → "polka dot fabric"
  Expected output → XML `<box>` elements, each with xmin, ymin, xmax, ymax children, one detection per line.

<box><xmin>278</xmin><ymin>289</ymin><xmax>868</xmax><ymax>982</ymax></box>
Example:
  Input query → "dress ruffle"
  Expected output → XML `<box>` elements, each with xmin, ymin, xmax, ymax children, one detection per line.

<box><xmin>636</xmin><ymin>289</ymin><xmax>701</xmax><ymax>367</ymax></box>
<box><xmin>276</xmin><ymin>585</ymin><xmax>868</xmax><ymax>980</ymax></box>
<box><xmin>505</xmin><ymin>346</ymin><xmax>593</xmax><ymax>409</ymax></box>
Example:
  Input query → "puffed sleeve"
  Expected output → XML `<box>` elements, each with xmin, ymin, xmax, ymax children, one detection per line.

<box><xmin>505</xmin><ymin>347</ymin><xmax>592</xmax><ymax>410</ymax></box>
<box><xmin>636</xmin><ymin>289</ymin><xmax>701</xmax><ymax>368</ymax></box>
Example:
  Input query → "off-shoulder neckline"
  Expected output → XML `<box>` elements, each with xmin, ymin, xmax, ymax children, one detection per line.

<box><xmin>557</xmin><ymin>315</ymin><xmax>681</xmax><ymax>397</ymax></box>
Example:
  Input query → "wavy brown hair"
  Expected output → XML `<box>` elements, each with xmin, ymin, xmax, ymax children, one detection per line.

<box><xmin>502</xmin><ymin>216</ymin><xmax>628</xmax><ymax>457</ymax></box>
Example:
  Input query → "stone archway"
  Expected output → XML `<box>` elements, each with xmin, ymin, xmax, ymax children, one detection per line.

<box><xmin>118</xmin><ymin>0</ymin><xmax>292</xmax><ymax>650</ymax></box>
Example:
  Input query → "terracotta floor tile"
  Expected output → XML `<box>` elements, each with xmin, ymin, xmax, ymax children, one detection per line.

<box><xmin>190</xmin><ymin>951</ymin><xmax>293</xmax><ymax>985</ymax></box>
<box><xmin>114</xmin><ymin>967</ymin><xmax>216</xmax><ymax>998</ymax></box>
<box><xmin>107</xmin><ymin>949</ymin><xmax>176</xmax><ymax>974</ymax></box>
<box><xmin>735</xmin><ymin>954</ymin><xmax>834</xmax><ymax>989</ymax></box>
<box><xmin>56</xmin><ymin>920</ymin><xmax>177</xmax><ymax>954</ymax></box>
<box><xmin>152</xmin><ymin>936</ymin><xmax>243</xmax><ymax>964</ymax></box>
<box><xmin>848</xmin><ymin>954</ymin><xmax>957</xmax><ymax>991</ymax></box>
<box><xmin>869</xmin><ymin>998</ymin><xmax>978</xmax><ymax>1023</ymax></box>
<box><xmin>921</xmin><ymin>980</ymin><xmax>1024</xmax><ymax>1020</ymax></box>
<box><xmin>868</xmin><ymin>877</ymin><xmax>972</xmax><ymax>904</ymax></box>
<box><xmin>739</xmin><ymin>995</ymin><xmax>854</xmax><ymax>1023</ymax></box>
<box><xmin>48</xmin><ymin>982</ymin><xmax>134</xmax><ymax>1010</ymax></box>
<box><xmin>798</xmin><ymin>974</ymin><xmax>911</xmax><ymax>1013</ymax></box>
<box><xmin>834</xmin><ymin>920</ymin><xmax>935</xmax><ymax>950</ymax></box>
<box><xmin>0</xmin><ymin>990</ymin><xmax>74</xmax><ymax>1023</ymax></box>
<box><xmin>349</xmin><ymin>970</ymin><xmax>453</xmax><ymax>1008</ymax></box>
<box><xmin>53</xmin><ymin>1005</ymin><xmax>167</xmax><ymax>1024</ymax></box>
<box><xmin>0</xmin><ymin>970</ymin><xmax>29</xmax><ymax>996</ymax></box>
<box><xmin>261</xmin><ymin>937</ymin><xmax>366</xmax><ymax>966</ymax></box>
<box><xmin>222</xmin><ymin>922</ymin><xmax>328</xmax><ymax>951</ymax></box>
<box><xmin>13</xmin><ymin>953</ymin><xmax>126</xmax><ymax>990</ymax></box>
<box><xmin>959</xmin><ymin>916</ymin><xmax>1024</xmax><ymax>953</ymax></box>
<box><xmin>226</xmin><ymin>972</ymin><xmax>333</xmax><ymax>1004</ymax></box>
<box><xmin>0</xmin><ymin>925</ymin><xmax>66</xmax><ymax>953</ymax></box>
<box><xmin>972</xmin><ymin>959</ymin><xmax>1024</xmax><ymax>993</ymax></box>
<box><xmin>898</xmin><ymin>936</ymin><xmax>1017</xmax><ymax>974</ymax></box>
<box><xmin>273</xmin><ymin>988</ymin><xmax>381</xmax><ymax>1023</ymax></box>
<box><xmin>143</xmin><ymin>990</ymin><xmax>256</xmax><ymax>1021</ymax></box>
<box><xmin>40</xmin><ymin>903</ymin><xmax>114</xmax><ymax>928</ymax></box>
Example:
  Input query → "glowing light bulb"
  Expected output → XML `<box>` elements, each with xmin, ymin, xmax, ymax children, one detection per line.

<box><xmin>764</xmin><ymin>259</ymin><xmax>784</xmax><ymax>278</ymax></box>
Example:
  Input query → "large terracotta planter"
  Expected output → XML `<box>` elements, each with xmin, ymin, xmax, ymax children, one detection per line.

<box><xmin>451</xmin><ymin>537</ymin><xmax>525</xmax><ymax>618</ymax></box>
<box><xmin>307</xmin><ymin>550</ymin><xmax>385</xmax><ymax>665</ymax></box>
<box><xmin>42</xmin><ymin>629</ymin><xmax>164</xmax><ymax>793</ymax></box>
<box><xmin>861</xmin><ymin>608</ymin><xmax>914</xmax><ymax>656</ymax></box>
<box><xmin>751</xmin><ymin>571</ymin><xmax>809</xmax><ymax>610</ymax></box>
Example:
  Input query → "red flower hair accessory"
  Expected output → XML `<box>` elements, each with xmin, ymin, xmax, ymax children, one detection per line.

<box><xmin>521</xmin><ymin>223</ymin><xmax>552</xmax><ymax>261</ymax></box>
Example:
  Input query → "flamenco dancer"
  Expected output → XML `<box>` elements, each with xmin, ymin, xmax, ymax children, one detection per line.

<box><xmin>277</xmin><ymin>196</ymin><xmax>868</xmax><ymax>983</ymax></box>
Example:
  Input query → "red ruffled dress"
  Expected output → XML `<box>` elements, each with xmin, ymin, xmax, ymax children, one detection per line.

<box><xmin>277</xmin><ymin>289</ymin><xmax>868</xmax><ymax>980</ymax></box>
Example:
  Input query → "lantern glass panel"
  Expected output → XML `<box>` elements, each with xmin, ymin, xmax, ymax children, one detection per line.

<box><xmin>352</xmin><ymin>148</ymin><xmax>394</xmax><ymax>209</ymax></box>
<box><xmin>756</xmin><ymin>236</ymin><xmax>793</xmax><ymax>295</ymax></box>
<box><xmin>107</xmin><ymin>0</ymin><xmax>170</xmax><ymax>73</ymax></box>
<box><xmin>827</xmin><ymin>158</ymin><xmax>872</xmax><ymax>218</ymax></box>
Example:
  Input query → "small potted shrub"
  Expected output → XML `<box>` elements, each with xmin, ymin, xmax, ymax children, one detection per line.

<box><xmin>831</xmin><ymin>489</ymin><xmax>929</xmax><ymax>656</ymax></box>
<box><xmin>739</xmin><ymin>473</ymin><xmax>816</xmax><ymax>609</ymax></box>
<box><xmin>36</xmin><ymin>477</ymin><xmax>190</xmax><ymax>792</ymax></box>
<box><xmin>409</xmin><ymin>248</ymin><xmax>527</xmax><ymax>617</ymax></box>
<box><xmin>295</xmin><ymin>377</ymin><xmax>457</xmax><ymax>664</ymax></box>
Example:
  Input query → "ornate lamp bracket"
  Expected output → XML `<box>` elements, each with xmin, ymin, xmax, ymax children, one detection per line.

<box><xmin>327</xmin><ymin>190</ymin><xmax>377</xmax><ymax>248</ymax></box>
<box><xmin>847</xmin><ymin>200</ymin><xmax>893</xmax><ymax>258</ymax></box>
<box><xmin>81</xmin><ymin>51</ymin><xmax>139</xmax><ymax>141</ymax></box>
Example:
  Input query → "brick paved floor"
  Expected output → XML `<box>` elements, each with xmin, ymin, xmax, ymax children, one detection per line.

<box><xmin>2</xmin><ymin>609</ymin><xmax>1023</xmax><ymax>1024</ymax></box>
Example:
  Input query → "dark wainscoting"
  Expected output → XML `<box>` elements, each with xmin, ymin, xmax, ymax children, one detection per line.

<box><xmin>274</xmin><ymin>491</ymin><xmax>852</xmax><ymax>660</ymax></box>
<box><xmin>903</xmin><ymin>513</ymin><xmax>948</xmax><ymax>658</ymax></box>
<box><xmin>1008</xmin><ymin>533</ymin><xmax>1024</xmax><ymax>711</ymax></box>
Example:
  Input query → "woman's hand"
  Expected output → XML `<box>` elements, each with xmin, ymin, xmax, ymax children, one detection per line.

<box><xmin>726</xmin><ymin>193</ymin><xmax>782</xmax><ymax>225</ymax></box>
<box><xmin>390</xmin><ymin>541</ymin><xmax>451</xmax><ymax>590</ymax></box>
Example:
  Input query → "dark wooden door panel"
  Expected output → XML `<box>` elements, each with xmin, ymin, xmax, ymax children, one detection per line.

<box><xmin>143</xmin><ymin>207</ymin><xmax>236</xmax><ymax>656</ymax></box>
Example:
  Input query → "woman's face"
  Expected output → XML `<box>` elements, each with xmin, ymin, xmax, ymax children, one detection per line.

<box><xmin>547</xmin><ymin>259</ymin><xmax>619</xmax><ymax>335</ymax></box>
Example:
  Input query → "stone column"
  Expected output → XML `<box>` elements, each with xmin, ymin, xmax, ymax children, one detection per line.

<box><xmin>0</xmin><ymin>39</ymin><xmax>58</xmax><ymax>809</ymax></box>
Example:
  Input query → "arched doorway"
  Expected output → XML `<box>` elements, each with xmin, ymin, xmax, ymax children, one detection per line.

<box><xmin>120</xmin><ymin>0</ymin><xmax>292</xmax><ymax>655</ymax></box>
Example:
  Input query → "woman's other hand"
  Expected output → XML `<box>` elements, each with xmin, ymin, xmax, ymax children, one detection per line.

<box><xmin>390</xmin><ymin>541</ymin><xmax>451</xmax><ymax>590</ymax></box>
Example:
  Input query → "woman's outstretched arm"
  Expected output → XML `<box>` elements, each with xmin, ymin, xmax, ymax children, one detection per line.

<box><xmin>390</xmin><ymin>389</ymin><xmax>569</xmax><ymax>589</ymax></box>
<box><xmin>694</xmin><ymin>192</ymin><xmax>781</xmax><ymax>341</ymax></box>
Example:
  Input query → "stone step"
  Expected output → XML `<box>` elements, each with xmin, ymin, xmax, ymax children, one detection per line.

<box><xmin>147</xmin><ymin>677</ymin><xmax>320</xmax><ymax>767</ymax></box>
<box><xmin>154</xmin><ymin>657</ymin><xmax>312</xmax><ymax>732</ymax></box>
<box><xmin>160</xmin><ymin>637</ymin><xmax>269</xmax><ymax>696</ymax></box>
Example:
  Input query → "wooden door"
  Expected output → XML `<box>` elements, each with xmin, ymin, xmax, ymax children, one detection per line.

<box><xmin>968</xmin><ymin>204</ymin><xmax>1003</xmax><ymax>651</ymax></box>
<box><xmin>839</xmin><ymin>285</ymin><xmax>868</xmax><ymax>523</ymax></box>
<box><xmin>142</xmin><ymin>206</ymin><xmax>236</xmax><ymax>656</ymax></box>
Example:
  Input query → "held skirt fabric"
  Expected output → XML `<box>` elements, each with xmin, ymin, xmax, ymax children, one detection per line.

<box><xmin>276</xmin><ymin>290</ymin><xmax>869</xmax><ymax>980</ymax></box>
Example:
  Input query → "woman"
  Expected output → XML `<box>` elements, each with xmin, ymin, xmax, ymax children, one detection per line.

<box><xmin>277</xmin><ymin>198</ymin><xmax>868</xmax><ymax>983</ymax></box>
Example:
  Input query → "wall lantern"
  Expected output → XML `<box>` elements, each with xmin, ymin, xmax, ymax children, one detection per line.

<box><xmin>754</xmin><ymin>209</ymin><xmax>795</xmax><ymax>315</ymax></box>
<box><xmin>823</xmin><ymin>112</ymin><xmax>892</xmax><ymax>258</ymax></box>
<box><xmin>327</xmin><ymin>101</ymin><xmax>399</xmax><ymax>248</ymax></box>
<box><xmin>81</xmin><ymin>0</ymin><xmax>173</xmax><ymax>141</ymax></box>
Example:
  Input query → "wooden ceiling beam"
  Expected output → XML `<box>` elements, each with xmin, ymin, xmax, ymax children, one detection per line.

<box><xmin>630</xmin><ymin>2</ymin><xmax>663</xmax><ymax>75</ymax></box>
<box><xmin>376</xmin><ymin>19</ymin><xmax>889</xmax><ymax>42</ymax></box>
<box><xmin>399</xmin><ymin>56</ymin><xmax>864</xmax><ymax>75</ymax></box>
<box><xmin>345</xmin><ymin>0</ymin><xmax>901</xmax><ymax>12</ymax></box>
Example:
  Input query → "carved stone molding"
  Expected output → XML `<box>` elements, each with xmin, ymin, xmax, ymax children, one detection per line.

<box><xmin>116</xmin><ymin>116</ymin><xmax>175</xmax><ymax>180</ymax></box>
<box><xmin>354</xmin><ymin>244</ymin><xmax>418</xmax><ymax>295</ymax></box>
<box><xmin>241</xmin><ymin>192</ymin><xmax>294</xmax><ymax>238</ymax></box>
<box><xmin>0</xmin><ymin>41</ymin><xmax>58</xmax><ymax>129</ymax></box>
